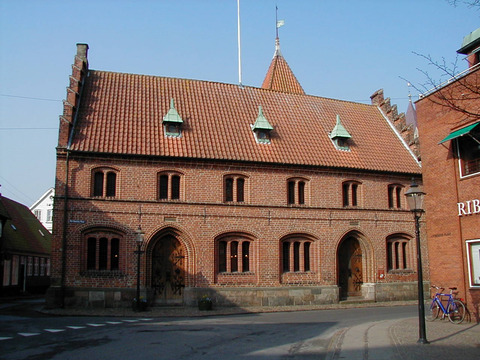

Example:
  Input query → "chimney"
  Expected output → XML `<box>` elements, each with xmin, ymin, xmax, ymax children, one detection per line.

<box><xmin>76</xmin><ymin>43</ymin><xmax>89</xmax><ymax>62</ymax></box>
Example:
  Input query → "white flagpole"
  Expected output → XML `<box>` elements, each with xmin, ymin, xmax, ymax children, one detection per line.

<box><xmin>237</xmin><ymin>0</ymin><xmax>242</xmax><ymax>86</ymax></box>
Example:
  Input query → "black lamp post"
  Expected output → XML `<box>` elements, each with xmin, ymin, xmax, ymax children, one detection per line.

<box><xmin>405</xmin><ymin>180</ymin><xmax>429</xmax><ymax>344</ymax></box>
<box><xmin>135</xmin><ymin>226</ymin><xmax>145</xmax><ymax>311</ymax></box>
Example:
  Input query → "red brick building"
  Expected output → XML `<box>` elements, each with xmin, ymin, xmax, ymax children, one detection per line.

<box><xmin>416</xmin><ymin>28</ymin><xmax>480</xmax><ymax>321</ymax></box>
<box><xmin>47</xmin><ymin>42</ymin><xmax>424</xmax><ymax>308</ymax></box>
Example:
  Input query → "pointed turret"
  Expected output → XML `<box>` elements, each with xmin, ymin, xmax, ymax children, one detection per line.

<box><xmin>261</xmin><ymin>38</ymin><xmax>305</xmax><ymax>95</ymax></box>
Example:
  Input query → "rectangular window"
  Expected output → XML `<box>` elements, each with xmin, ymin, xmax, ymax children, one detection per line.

<box><xmin>388</xmin><ymin>186</ymin><xmax>394</xmax><ymax>208</ymax></box>
<box><xmin>87</xmin><ymin>237</ymin><xmax>96</xmax><ymax>270</ymax></box>
<box><xmin>282</xmin><ymin>242</ymin><xmax>290</xmax><ymax>272</ymax></box>
<box><xmin>94</xmin><ymin>172</ymin><xmax>104</xmax><ymax>196</ymax></box>
<box><xmin>46</xmin><ymin>209</ymin><xmax>53</xmax><ymax>222</ymax></box>
<box><xmin>27</xmin><ymin>257</ymin><xmax>33</xmax><ymax>276</ymax></box>
<box><xmin>3</xmin><ymin>259</ymin><xmax>11</xmax><ymax>286</ymax></box>
<box><xmin>111</xmin><ymin>238</ymin><xmax>119</xmax><ymax>270</ymax></box>
<box><xmin>304</xmin><ymin>242</ymin><xmax>310</xmax><ymax>271</ymax></box>
<box><xmin>466</xmin><ymin>240</ymin><xmax>480</xmax><ymax>287</ymax></box>
<box><xmin>293</xmin><ymin>242</ymin><xmax>300</xmax><ymax>272</ymax></box>
<box><xmin>242</xmin><ymin>241</ymin><xmax>250</xmax><ymax>272</ymax></box>
<box><xmin>34</xmin><ymin>257</ymin><xmax>39</xmax><ymax>276</ymax></box>
<box><xmin>106</xmin><ymin>172</ymin><xmax>116</xmax><ymax>197</ymax></box>
<box><xmin>298</xmin><ymin>181</ymin><xmax>305</xmax><ymax>205</ymax></box>
<box><xmin>288</xmin><ymin>181</ymin><xmax>295</xmax><ymax>204</ymax></box>
<box><xmin>219</xmin><ymin>241</ymin><xmax>227</xmax><ymax>273</ymax></box>
<box><xmin>34</xmin><ymin>209</ymin><xmax>42</xmax><ymax>220</ymax></box>
<box><xmin>159</xmin><ymin>175</ymin><xmax>169</xmax><ymax>199</ymax></box>
<box><xmin>11</xmin><ymin>255</ymin><xmax>19</xmax><ymax>285</ymax></box>
<box><xmin>342</xmin><ymin>183</ymin><xmax>349</xmax><ymax>206</ymax></box>
<box><xmin>230</xmin><ymin>241</ymin><xmax>238</xmax><ymax>272</ymax></box>
<box><xmin>46</xmin><ymin>259</ymin><xmax>51</xmax><ymax>276</ymax></box>
<box><xmin>225</xmin><ymin>178</ymin><xmax>233</xmax><ymax>202</ymax></box>
<box><xmin>171</xmin><ymin>175</ymin><xmax>180</xmax><ymax>200</ymax></box>
<box><xmin>351</xmin><ymin>183</ymin><xmax>358</xmax><ymax>206</ymax></box>
<box><xmin>396</xmin><ymin>187</ymin><xmax>402</xmax><ymax>208</ymax></box>
<box><xmin>99</xmin><ymin>238</ymin><xmax>108</xmax><ymax>270</ymax></box>
<box><xmin>457</xmin><ymin>125</ymin><xmax>480</xmax><ymax>177</ymax></box>
<box><xmin>40</xmin><ymin>257</ymin><xmax>45</xmax><ymax>276</ymax></box>
<box><xmin>237</xmin><ymin>178</ymin><xmax>245</xmax><ymax>202</ymax></box>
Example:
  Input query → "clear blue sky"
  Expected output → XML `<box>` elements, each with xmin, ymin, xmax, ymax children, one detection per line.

<box><xmin>0</xmin><ymin>0</ymin><xmax>478</xmax><ymax>205</ymax></box>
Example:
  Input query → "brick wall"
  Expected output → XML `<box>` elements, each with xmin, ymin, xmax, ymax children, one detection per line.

<box><xmin>48</xmin><ymin>152</ymin><xmax>427</xmax><ymax>308</ymax></box>
<box><xmin>416</xmin><ymin>67</ymin><xmax>480</xmax><ymax>321</ymax></box>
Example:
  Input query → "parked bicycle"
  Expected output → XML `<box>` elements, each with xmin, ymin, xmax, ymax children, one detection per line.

<box><xmin>425</xmin><ymin>286</ymin><xmax>466</xmax><ymax>324</ymax></box>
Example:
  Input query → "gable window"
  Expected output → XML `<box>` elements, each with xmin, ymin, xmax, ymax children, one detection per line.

<box><xmin>387</xmin><ymin>235</ymin><xmax>412</xmax><ymax>271</ymax></box>
<box><xmin>85</xmin><ymin>232</ymin><xmax>122</xmax><ymax>271</ymax></box>
<box><xmin>92</xmin><ymin>168</ymin><xmax>118</xmax><ymax>198</ymax></box>
<box><xmin>342</xmin><ymin>181</ymin><xmax>361</xmax><ymax>207</ymax></box>
<box><xmin>158</xmin><ymin>172</ymin><xmax>182</xmax><ymax>201</ymax></box>
<box><xmin>163</xmin><ymin>98</ymin><xmax>183</xmax><ymax>137</ymax></box>
<box><xmin>282</xmin><ymin>239</ymin><xmax>312</xmax><ymax>273</ymax></box>
<box><xmin>224</xmin><ymin>175</ymin><xmax>247</xmax><ymax>203</ymax></box>
<box><xmin>329</xmin><ymin>114</ymin><xmax>352</xmax><ymax>151</ymax></box>
<box><xmin>287</xmin><ymin>178</ymin><xmax>308</xmax><ymax>205</ymax></box>
<box><xmin>388</xmin><ymin>184</ymin><xmax>403</xmax><ymax>209</ymax></box>
<box><xmin>251</xmin><ymin>105</ymin><xmax>274</xmax><ymax>144</ymax></box>
<box><xmin>34</xmin><ymin>210</ymin><xmax>41</xmax><ymax>220</ymax></box>
<box><xmin>218</xmin><ymin>237</ymin><xmax>252</xmax><ymax>273</ymax></box>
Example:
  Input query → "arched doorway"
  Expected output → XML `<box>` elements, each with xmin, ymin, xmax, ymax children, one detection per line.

<box><xmin>338</xmin><ymin>236</ymin><xmax>363</xmax><ymax>299</ymax></box>
<box><xmin>151</xmin><ymin>234</ymin><xmax>185</xmax><ymax>305</ymax></box>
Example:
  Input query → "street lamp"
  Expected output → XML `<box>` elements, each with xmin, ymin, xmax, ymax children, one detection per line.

<box><xmin>405</xmin><ymin>180</ymin><xmax>429</xmax><ymax>344</ymax></box>
<box><xmin>135</xmin><ymin>226</ymin><xmax>145</xmax><ymax>311</ymax></box>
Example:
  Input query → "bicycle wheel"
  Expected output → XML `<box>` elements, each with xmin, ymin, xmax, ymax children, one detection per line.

<box><xmin>425</xmin><ymin>300</ymin><xmax>440</xmax><ymax>321</ymax></box>
<box><xmin>447</xmin><ymin>300</ymin><xmax>466</xmax><ymax>324</ymax></box>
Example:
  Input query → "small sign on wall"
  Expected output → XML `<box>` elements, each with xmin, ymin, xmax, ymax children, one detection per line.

<box><xmin>377</xmin><ymin>269</ymin><xmax>385</xmax><ymax>280</ymax></box>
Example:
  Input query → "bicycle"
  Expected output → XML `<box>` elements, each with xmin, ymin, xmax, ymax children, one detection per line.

<box><xmin>425</xmin><ymin>286</ymin><xmax>466</xmax><ymax>324</ymax></box>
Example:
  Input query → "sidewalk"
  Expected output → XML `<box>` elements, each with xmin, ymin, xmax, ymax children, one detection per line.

<box><xmin>327</xmin><ymin>317</ymin><xmax>480</xmax><ymax>360</ymax></box>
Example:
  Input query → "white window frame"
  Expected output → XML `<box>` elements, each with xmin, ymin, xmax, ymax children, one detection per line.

<box><xmin>466</xmin><ymin>239</ymin><xmax>480</xmax><ymax>288</ymax></box>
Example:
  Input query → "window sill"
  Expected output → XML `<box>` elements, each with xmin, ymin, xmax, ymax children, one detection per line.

<box><xmin>387</xmin><ymin>269</ymin><xmax>414</xmax><ymax>275</ymax></box>
<box><xmin>81</xmin><ymin>270</ymin><xmax>126</xmax><ymax>277</ymax></box>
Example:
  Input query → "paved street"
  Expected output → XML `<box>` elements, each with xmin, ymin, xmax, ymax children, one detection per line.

<box><xmin>1</xmin><ymin>299</ymin><xmax>479</xmax><ymax>359</ymax></box>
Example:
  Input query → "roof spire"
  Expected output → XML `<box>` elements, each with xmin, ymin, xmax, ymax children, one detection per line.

<box><xmin>275</xmin><ymin>6</ymin><xmax>284</xmax><ymax>57</ymax></box>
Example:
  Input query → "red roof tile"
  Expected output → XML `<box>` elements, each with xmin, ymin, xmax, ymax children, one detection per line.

<box><xmin>261</xmin><ymin>47</ymin><xmax>305</xmax><ymax>95</ymax></box>
<box><xmin>69</xmin><ymin>70</ymin><xmax>420</xmax><ymax>174</ymax></box>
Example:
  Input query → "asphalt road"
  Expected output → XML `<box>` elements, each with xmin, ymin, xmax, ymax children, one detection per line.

<box><xmin>0</xmin><ymin>300</ymin><xmax>416</xmax><ymax>360</ymax></box>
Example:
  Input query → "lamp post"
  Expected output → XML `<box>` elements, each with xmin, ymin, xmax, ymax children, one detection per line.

<box><xmin>405</xmin><ymin>180</ymin><xmax>429</xmax><ymax>344</ymax></box>
<box><xmin>135</xmin><ymin>226</ymin><xmax>145</xmax><ymax>311</ymax></box>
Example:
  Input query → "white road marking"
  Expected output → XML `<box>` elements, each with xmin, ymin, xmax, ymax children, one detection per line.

<box><xmin>45</xmin><ymin>329</ymin><xmax>66</xmax><ymax>333</ymax></box>
<box><xmin>18</xmin><ymin>332</ymin><xmax>40</xmax><ymax>337</ymax></box>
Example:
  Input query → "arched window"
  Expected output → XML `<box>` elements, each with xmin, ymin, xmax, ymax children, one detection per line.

<box><xmin>84</xmin><ymin>230</ymin><xmax>123</xmax><ymax>271</ymax></box>
<box><xmin>217</xmin><ymin>236</ymin><xmax>252</xmax><ymax>273</ymax></box>
<box><xmin>342</xmin><ymin>180</ymin><xmax>361</xmax><ymax>207</ymax></box>
<box><xmin>92</xmin><ymin>168</ymin><xmax>118</xmax><ymax>198</ymax></box>
<box><xmin>281</xmin><ymin>238</ymin><xmax>312</xmax><ymax>273</ymax></box>
<box><xmin>224</xmin><ymin>175</ymin><xmax>247</xmax><ymax>203</ymax></box>
<box><xmin>388</xmin><ymin>184</ymin><xmax>404</xmax><ymax>209</ymax></box>
<box><xmin>387</xmin><ymin>235</ymin><xmax>412</xmax><ymax>271</ymax></box>
<box><xmin>158</xmin><ymin>171</ymin><xmax>183</xmax><ymax>201</ymax></box>
<box><xmin>287</xmin><ymin>178</ymin><xmax>308</xmax><ymax>205</ymax></box>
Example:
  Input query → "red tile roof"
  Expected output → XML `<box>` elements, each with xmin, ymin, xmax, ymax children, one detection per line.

<box><xmin>69</xmin><ymin>70</ymin><xmax>420</xmax><ymax>174</ymax></box>
<box><xmin>261</xmin><ymin>44</ymin><xmax>305</xmax><ymax>95</ymax></box>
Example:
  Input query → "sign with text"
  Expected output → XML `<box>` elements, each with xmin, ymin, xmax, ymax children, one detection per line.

<box><xmin>457</xmin><ymin>199</ymin><xmax>480</xmax><ymax>216</ymax></box>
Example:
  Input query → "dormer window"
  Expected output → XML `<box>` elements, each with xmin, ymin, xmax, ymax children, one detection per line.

<box><xmin>163</xmin><ymin>98</ymin><xmax>183</xmax><ymax>137</ymax></box>
<box><xmin>329</xmin><ymin>115</ymin><xmax>352</xmax><ymax>151</ymax></box>
<box><xmin>251</xmin><ymin>105</ymin><xmax>273</xmax><ymax>144</ymax></box>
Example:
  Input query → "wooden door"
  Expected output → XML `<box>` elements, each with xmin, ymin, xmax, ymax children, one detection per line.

<box><xmin>151</xmin><ymin>235</ymin><xmax>185</xmax><ymax>305</ymax></box>
<box><xmin>338</xmin><ymin>237</ymin><xmax>363</xmax><ymax>298</ymax></box>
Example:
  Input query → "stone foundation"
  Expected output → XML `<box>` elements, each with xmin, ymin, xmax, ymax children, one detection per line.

<box><xmin>46</xmin><ymin>282</ymin><xmax>428</xmax><ymax>309</ymax></box>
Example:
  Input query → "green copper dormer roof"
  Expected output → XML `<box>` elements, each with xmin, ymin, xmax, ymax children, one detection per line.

<box><xmin>252</xmin><ymin>105</ymin><xmax>273</xmax><ymax>131</ymax></box>
<box><xmin>330</xmin><ymin>114</ymin><xmax>351</xmax><ymax>139</ymax></box>
<box><xmin>163</xmin><ymin>98</ymin><xmax>183</xmax><ymax>124</ymax></box>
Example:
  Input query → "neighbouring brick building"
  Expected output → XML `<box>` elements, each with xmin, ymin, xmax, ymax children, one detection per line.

<box><xmin>47</xmin><ymin>40</ymin><xmax>425</xmax><ymax>309</ymax></box>
<box><xmin>416</xmin><ymin>28</ymin><xmax>480</xmax><ymax>321</ymax></box>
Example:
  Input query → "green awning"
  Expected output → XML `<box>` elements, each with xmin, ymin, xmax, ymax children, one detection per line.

<box><xmin>439</xmin><ymin>122</ymin><xmax>479</xmax><ymax>144</ymax></box>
